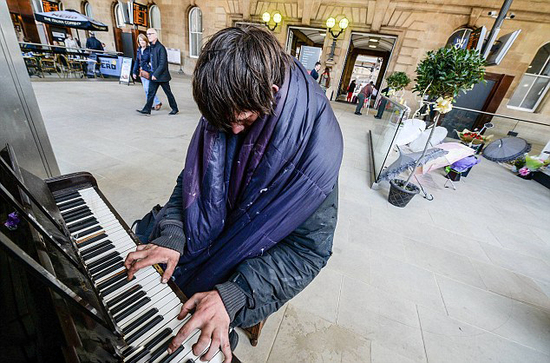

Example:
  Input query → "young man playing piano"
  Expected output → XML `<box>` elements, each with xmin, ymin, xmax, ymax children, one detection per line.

<box><xmin>124</xmin><ymin>26</ymin><xmax>343</xmax><ymax>362</ymax></box>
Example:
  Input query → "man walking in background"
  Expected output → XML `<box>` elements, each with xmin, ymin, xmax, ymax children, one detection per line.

<box><xmin>85</xmin><ymin>32</ymin><xmax>103</xmax><ymax>51</ymax></box>
<box><xmin>310</xmin><ymin>61</ymin><xmax>321</xmax><ymax>81</ymax></box>
<box><xmin>137</xmin><ymin>28</ymin><xmax>179</xmax><ymax>116</ymax></box>
<box><xmin>354</xmin><ymin>81</ymin><xmax>374</xmax><ymax>115</ymax></box>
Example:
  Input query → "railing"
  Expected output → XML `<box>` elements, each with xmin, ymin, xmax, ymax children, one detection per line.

<box><xmin>19</xmin><ymin>42</ymin><xmax>122</xmax><ymax>56</ymax></box>
<box><xmin>368</xmin><ymin>95</ymin><xmax>410</xmax><ymax>183</ymax></box>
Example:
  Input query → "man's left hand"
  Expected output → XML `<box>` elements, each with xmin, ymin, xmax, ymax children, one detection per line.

<box><xmin>152</xmin><ymin>75</ymin><xmax>157</xmax><ymax>80</ymax></box>
<box><xmin>167</xmin><ymin>290</ymin><xmax>232</xmax><ymax>362</ymax></box>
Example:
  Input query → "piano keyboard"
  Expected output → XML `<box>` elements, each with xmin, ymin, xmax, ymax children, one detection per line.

<box><xmin>54</xmin><ymin>187</ymin><xmax>224</xmax><ymax>363</ymax></box>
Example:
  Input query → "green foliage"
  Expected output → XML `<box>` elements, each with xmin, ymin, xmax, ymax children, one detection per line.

<box><xmin>386</xmin><ymin>71</ymin><xmax>411</xmax><ymax>91</ymax></box>
<box><xmin>413</xmin><ymin>46</ymin><xmax>486</xmax><ymax>99</ymax></box>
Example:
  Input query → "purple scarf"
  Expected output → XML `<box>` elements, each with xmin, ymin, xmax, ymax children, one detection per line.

<box><xmin>176</xmin><ymin>60</ymin><xmax>343</xmax><ymax>294</ymax></box>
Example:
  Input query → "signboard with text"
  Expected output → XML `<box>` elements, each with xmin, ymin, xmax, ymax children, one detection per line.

<box><xmin>299</xmin><ymin>46</ymin><xmax>322</xmax><ymax>71</ymax></box>
<box><xmin>133</xmin><ymin>3</ymin><xmax>148</xmax><ymax>27</ymax></box>
<box><xmin>119</xmin><ymin>57</ymin><xmax>133</xmax><ymax>84</ymax></box>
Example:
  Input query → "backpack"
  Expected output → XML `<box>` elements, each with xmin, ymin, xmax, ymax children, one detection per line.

<box><xmin>131</xmin><ymin>204</ymin><xmax>163</xmax><ymax>243</ymax></box>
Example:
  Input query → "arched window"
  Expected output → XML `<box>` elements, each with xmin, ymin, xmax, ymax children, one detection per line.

<box><xmin>508</xmin><ymin>43</ymin><xmax>550</xmax><ymax>112</ymax></box>
<box><xmin>83</xmin><ymin>1</ymin><xmax>93</xmax><ymax>18</ymax></box>
<box><xmin>150</xmin><ymin>5</ymin><xmax>161</xmax><ymax>29</ymax></box>
<box><xmin>58</xmin><ymin>1</ymin><xmax>64</xmax><ymax>10</ymax></box>
<box><xmin>114</xmin><ymin>2</ymin><xmax>125</xmax><ymax>28</ymax></box>
<box><xmin>189</xmin><ymin>7</ymin><xmax>202</xmax><ymax>58</ymax></box>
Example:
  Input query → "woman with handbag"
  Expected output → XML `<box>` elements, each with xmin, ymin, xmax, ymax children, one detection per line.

<box><xmin>132</xmin><ymin>34</ymin><xmax>161</xmax><ymax>110</ymax></box>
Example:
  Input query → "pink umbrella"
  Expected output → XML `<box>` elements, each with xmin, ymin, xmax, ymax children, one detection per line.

<box><xmin>417</xmin><ymin>142</ymin><xmax>475</xmax><ymax>174</ymax></box>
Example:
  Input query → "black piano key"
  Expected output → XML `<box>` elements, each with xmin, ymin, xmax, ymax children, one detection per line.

<box><xmin>158</xmin><ymin>345</ymin><xmax>185</xmax><ymax>363</ymax></box>
<box><xmin>81</xmin><ymin>243</ymin><xmax>114</xmax><ymax>261</ymax></box>
<box><xmin>63</xmin><ymin>209</ymin><xmax>92</xmax><ymax>224</ymax></box>
<box><xmin>77</xmin><ymin>233</ymin><xmax>108</xmax><ymax>249</ymax></box>
<box><xmin>86</xmin><ymin>250</ymin><xmax>118</xmax><ymax>269</ymax></box>
<box><xmin>89</xmin><ymin>255</ymin><xmax>123</xmax><ymax>276</ymax></box>
<box><xmin>144</xmin><ymin>327</ymin><xmax>173</xmax><ymax>350</ymax></box>
<box><xmin>121</xmin><ymin>345</ymin><xmax>141</xmax><ymax>359</ymax></box>
<box><xmin>110</xmin><ymin>290</ymin><xmax>146</xmax><ymax>315</ymax></box>
<box><xmin>113</xmin><ymin>296</ymin><xmax>151</xmax><ymax>323</ymax></box>
<box><xmin>58</xmin><ymin>198</ymin><xmax>85</xmax><ymax>211</ymax></box>
<box><xmin>61</xmin><ymin>205</ymin><xmax>90</xmax><ymax>219</ymax></box>
<box><xmin>80</xmin><ymin>240</ymin><xmax>111</xmax><ymax>256</ymax></box>
<box><xmin>126</xmin><ymin>348</ymin><xmax>150</xmax><ymax>363</ymax></box>
<box><xmin>74</xmin><ymin>225</ymin><xmax>102</xmax><ymax>239</ymax></box>
<box><xmin>123</xmin><ymin>308</ymin><xmax>158</xmax><ymax>335</ymax></box>
<box><xmin>97</xmin><ymin>270</ymin><xmax>127</xmax><ymax>291</ymax></box>
<box><xmin>67</xmin><ymin>216</ymin><xmax>97</xmax><ymax>232</ymax></box>
<box><xmin>148</xmin><ymin>335</ymin><xmax>175</xmax><ymax>362</ymax></box>
<box><xmin>93</xmin><ymin>261</ymin><xmax>125</xmax><ymax>280</ymax></box>
<box><xmin>125</xmin><ymin>315</ymin><xmax>165</xmax><ymax>344</ymax></box>
<box><xmin>102</xmin><ymin>276</ymin><xmax>134</xmax><ymax>296</ymax></box>
<box><xmin>106</xmin><ymin>284</ymin><xmax>142</xmax><ymax>308</ymax></box>
<box><xmin>54</xmin><ymin>191</ymin><xmax>80</xmax><ymax>203</ymax></box>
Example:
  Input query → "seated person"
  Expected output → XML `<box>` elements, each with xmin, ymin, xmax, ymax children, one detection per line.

<box><xmin>124</xmin><ymin>26</ymin><xmax>343</xmax><ymax>362</ymax></box>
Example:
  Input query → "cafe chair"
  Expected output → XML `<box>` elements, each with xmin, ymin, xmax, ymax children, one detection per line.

<box><xmin>39</xmin><ymin>56</ymin><xmax>61</xmax><ymax>78</ymax></box>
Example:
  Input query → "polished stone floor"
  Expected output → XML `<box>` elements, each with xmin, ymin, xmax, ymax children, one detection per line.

<box><xmin>33</xmin><ymin>77</ymin><xmax>550</xmax><ymax>363</ymax></box>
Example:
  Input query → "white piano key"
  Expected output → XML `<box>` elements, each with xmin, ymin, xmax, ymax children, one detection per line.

<box><xmin>117</xmin><ymin>285</ymin><xmax>174</xmax><ymax>328</ymax></box>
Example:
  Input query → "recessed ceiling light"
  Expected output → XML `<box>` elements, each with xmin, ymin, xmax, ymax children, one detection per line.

<box><xmin>369</xmin><ymin>45</ymin><xmax>376</xmax><ymax>48</ymax></box>
<box><xmin>369</xmin><ymin>38</ymin><xmax>379</xmax><ymax>42</ymax></box>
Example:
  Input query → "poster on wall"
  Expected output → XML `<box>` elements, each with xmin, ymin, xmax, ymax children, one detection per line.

<box><xmin>166</xmin><ymin>48</ymin><xmax>181</xmax><ymax>64</ymax></box>
<box><xmin>132</xmin><ymin>3</ymin><xmax>148</xmax><ymax>27</ymax></box>
<box><xmin>299</xmin><ymin>46</ymin><xmax>322</xmax><ymax>71</ymax></box>
<box><xmin>119</xmin><ymin>57</ymin><xmax>133</xmax><ymax>84</ymax></box>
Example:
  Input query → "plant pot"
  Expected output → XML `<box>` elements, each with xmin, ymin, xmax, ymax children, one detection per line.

<box><xmin>388</xmin><ymin>179</ymin><xmax>420</xmax><ymax>207</ymax></box>
<box><xmin>517</xmin><ymin>172</ymin><xmax>533</xmax><ymax>180</ymax></box>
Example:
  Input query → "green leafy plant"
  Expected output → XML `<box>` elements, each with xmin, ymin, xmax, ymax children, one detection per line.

<box><xmin>386</xmin><ymin>71</ymin><xmax>411</xmax><ymax>91</ymax></box>
<box><xmin>413</xmin><ymin>46</ymin><xmax>486</xmax><ymax>99</ymax></box>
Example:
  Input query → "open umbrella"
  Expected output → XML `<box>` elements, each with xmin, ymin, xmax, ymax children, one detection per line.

<box><xmin>393</xmin><ymin>119</ymin><xmax>426</xmax><ymax>146</ymax></box>
<box><xmin>483</xmin><ymin>137</ymin><xmax>531</xmax><ymax>162</ymax></box>
<box><xmin>378</xmin><ymin>147</ymin><xmax>448</xmax><ymax>182</ymax></box>
<box><xmin>418</xmin><ymin>142</ymin><xmax>475</xmax><ymax>174</ymax></box>
<box><xmin>34</xmin><ymin>10</ymin><xmax>108</xmax><ymax>31</ymax></box>
<box><xmin>408</xmin><ymin>126</ymin><xmax>448</xmax><ymax>152</ymax></box>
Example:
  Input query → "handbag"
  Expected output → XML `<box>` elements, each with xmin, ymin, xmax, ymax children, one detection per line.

<box><xmin>139</xmin><ymin>68</ymin><xmax>150</xmax><ymax>80</ymax></box>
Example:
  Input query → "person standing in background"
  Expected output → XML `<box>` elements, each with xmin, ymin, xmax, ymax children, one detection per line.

<box><xmin>319</xmin><ymin>67</ymin><xmax>331</xmax><ymax>95</ymax></box>
<box><xmin>310</xmin><ymin>61</ymin><xmax>321</xmax><ymax>81</ymax></box>
<box><xmin>374</xmin><ymin>86</ymin><xmax>391</xmax><ymax>119</ymax></box>
<box><xmin>354</xmin><ymin>81</ymin><xmax>373</xmax><ymax>115</ymax></box>
<box><xmin>132</xmin><ymin>34</ymin><xmax>162</xmax><ymax>111</ymax></box>
<box><xmin>85</xmin><ymin>32</ymin><xmax>104</xmax><ymax>51</ymax></box>
<box><xmin>136</xmin><ymin>28</ymin><xmax>179</xmax><ymax>116</ymax></box>
<box><xmin>346</xmin><ymin>80</ymin><xmax>356</xmax><ymax>102</ymax></box>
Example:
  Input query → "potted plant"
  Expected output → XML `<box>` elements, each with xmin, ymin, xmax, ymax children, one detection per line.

<box><xmin>386</xmin><ymin>71</ymin><xmax>411</xmax><ymax>100</ymax></box>
<box><xmin>516</xmin><ymin>154</ymin><xmax>549</xmax><ymax>179</ymax></box>
<box><xmin>387</xmin><ymin>46</ymin><xmax>486</xmax><ymax>207</ymax></box>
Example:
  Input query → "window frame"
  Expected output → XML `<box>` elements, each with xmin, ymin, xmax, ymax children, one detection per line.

<box><xmin>83</xmin><ymin>1</ymin><xmax>93</xmax><ymax>18</ymax></box>
<box><xmin>507</xmin><ymin>42</ymin><xmax>550</xmax><ymax>113</ymax></box>
<box><xmin>188</xmin><ymin>7</ymin><xmax>202</xmax><ymax>58</ymax></box>
<box><xmin>114</xmin><ymin>2</ymin><xmax>125</xmax><ymax>28</ymax></box>
<box><xmin>149</xmin><ymin>5</ymin><xmax>161</xmax><ymax>30</ymax></box>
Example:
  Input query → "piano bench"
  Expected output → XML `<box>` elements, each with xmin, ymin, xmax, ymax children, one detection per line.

<box><xmin>242</xmin><ymin>318</ymin><xmax>267</xmax><ymax>347</ymax></box>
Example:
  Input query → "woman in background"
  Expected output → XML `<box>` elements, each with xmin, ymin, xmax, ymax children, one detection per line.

<box><xmin>346</xmin><ymin>80</ymin><xmax>356</xmax><ymax>102</ymax></box>
<box><xmin>132</xmin><ymin>34</ymin><xmax>161</xmax><ymax>110</ymax></box>
<box><xmin>319</xmin><ymin>66</ymin><xmax>331</xmax><ymax>95</ymax></box>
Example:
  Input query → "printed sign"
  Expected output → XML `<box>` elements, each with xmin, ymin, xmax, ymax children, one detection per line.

<box><xmin>42</xmin><ymin>0</ymin><xmax>60</xmax><ymax>12</ymax></box>
<box><xmin>166</xmin><ymin>48</ymin><xmax>181</xmax><ymax>64</ymax></box>
<box><xmin>299</xmin><ymin>46</ymin><xmax>322</xmax><ymax>71</ymax></box>
<box><xmin>119</xmin><ymin>57</ymin><xmax>133</xmax><ymax>84</ymax></box>
<box><xmin>98</xmin><ymin>56</ymin><xmax>123</xmax><ymax>77</ymax></box>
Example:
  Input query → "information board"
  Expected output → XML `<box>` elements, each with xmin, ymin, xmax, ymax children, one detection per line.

<box><xmin>42</xmin><ymin>0</ymin><xmax>59</xmax><ymax>12</ymax></box>
<box><xmin>299</xmin><ymin>46</ymin><xmax>322</xmax><ymax>71</ymax></box>
<box><xmin>119</xmin><ymin>57</ymin><xmax>133</xmax><ymax>84</ymax></box>
<box><xmin>166</xmin><ymin>48</ymin><xmax>181</xmax><ymax>64</ymax></box>
<box><xmin>98</xmin><ymin>56</ymin><xmax>123</xmax><ymax>77</ymax></box>
<box><xmin>133</xmin><ymin>3</ymin><xmax>148</xmax><ymax>27</ymax></box>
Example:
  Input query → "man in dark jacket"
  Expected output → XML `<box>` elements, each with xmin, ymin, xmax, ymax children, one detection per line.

<box><xmin>85</xmin><ymin>32</ymin><xmax>103</xmax><ymax>51</ymax></box>
<box><xmin>136</xmin><ymin>28</ymin><xmax>179</xmax><ymax>115</ymax></box>
<box><xmin>125</xmin><ymin>26</ymin><xmax>343</xmax><ymax>362</ymax></box>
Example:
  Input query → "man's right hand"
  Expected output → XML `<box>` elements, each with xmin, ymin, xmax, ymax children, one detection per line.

<box><xmin>124</xmin><ymin>244</ymin><xmax>180</xmax><ymax>283</ymax></box>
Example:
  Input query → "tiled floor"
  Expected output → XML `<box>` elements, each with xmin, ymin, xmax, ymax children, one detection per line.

<box><xmin>33</xmin><ymin>77</ymin><xmax>550</xmax><ymax>363</ymax></box>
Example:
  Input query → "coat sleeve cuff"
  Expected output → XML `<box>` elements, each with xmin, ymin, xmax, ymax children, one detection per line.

<box><xmin>215</xmin><ymin>281</ymin><xmax>247</xmax><ymax>323</ymax></box>
<box><xmin>150</xmin><ymin>221</ymin><xmax>185</xmax><ymax>255</ymax></box>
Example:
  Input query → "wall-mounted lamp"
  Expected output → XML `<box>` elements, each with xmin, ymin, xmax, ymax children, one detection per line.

<box><xmin>326</xmin><ymin>16</ymin><xmax>349</xmax><ymax>61</ymax></box>
<box><xmin>326</xmin><ymin>16</ymin><xmax>349</xmax><ymax>39</ymax></box>
<box><xmin>262</xmin><ymin>11</ymin><xmax>282</xmax><ymax>31</ymax></box>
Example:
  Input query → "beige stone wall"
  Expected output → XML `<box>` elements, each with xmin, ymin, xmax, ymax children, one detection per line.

<box><xmin>57</xmin><ymin>0</ymin><xmax>550</xmax><ymax>129</ymax></box>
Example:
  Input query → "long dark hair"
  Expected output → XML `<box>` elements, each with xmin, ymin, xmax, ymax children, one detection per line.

<box><xmin>192</xmin><ymin>26</ymin><xmax>292</xmax><ymax>131</ymax></box>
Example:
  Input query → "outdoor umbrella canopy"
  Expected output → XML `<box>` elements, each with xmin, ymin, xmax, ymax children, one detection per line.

<box><xmin>378</xmin><ymin>147</ymin><xmax>448</xmax><ymax>182</ymax></box>
<box><xmin>34</xmin><ymin>10</ymin><xmax>108</xmax><ymax>31</ymax></box>
<box><xmin>483</xmin><ymin>137</ymin><xmax>531</xmax><ymax>162</ymax></box>
<box><xmin>393</xmin><ymin>118</ymin><xmax>426</xmax><ymax>146</ymax></box>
